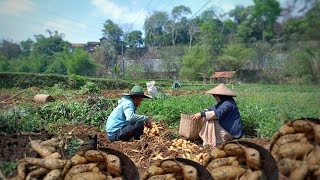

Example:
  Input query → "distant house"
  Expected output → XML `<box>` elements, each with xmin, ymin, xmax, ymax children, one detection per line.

<box><xmin>210</xmin><ymin>71</ymin><xmax>236</xmax><ymax>83</ymax></box>
<box><xmin>69</xmin><ymin>41</ymin><xmax>100</xmax><ymax>53</ymax></box>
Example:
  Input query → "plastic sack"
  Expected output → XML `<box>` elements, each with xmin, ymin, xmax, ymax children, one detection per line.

<box><xmin>146</xmin><ymin>81</ymin><xmax>158</xmax><ymax>98</ymax></box>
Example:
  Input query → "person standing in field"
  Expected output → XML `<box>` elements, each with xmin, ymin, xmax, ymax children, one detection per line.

<box><xmin>106</xmin><ymin>85</ymin><xmax>153</xmax><ymax>142</ymax></box>
<box><xmin>191</xmin><ymin>83</ymin><xmax>243</xmax><ymax>147</ymax></box>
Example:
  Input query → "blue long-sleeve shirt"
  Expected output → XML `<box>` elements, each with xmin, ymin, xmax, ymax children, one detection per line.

<box><xmin>106</xmin><ymin>96</ymin><xmax>148</xmax><ymax>137</ymax></box>
<box><xmin>202</xmin><ymin>99</ymin><xmax>243</xmax><ymax>138</ymax></box>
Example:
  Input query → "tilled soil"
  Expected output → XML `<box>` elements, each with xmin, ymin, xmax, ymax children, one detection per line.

<box><xmin>0</xmin><ymin>123</ymin><xmax>270</xmax><ymax>178</ymax></box>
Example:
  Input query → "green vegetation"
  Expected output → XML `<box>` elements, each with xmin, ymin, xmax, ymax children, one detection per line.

<box><xmin>67</xmin><ymin>139</ymin><xmax>81</xmax><ymax>156</ymax></box>
<box><xmin>0</xmin><ymin>72</ymin><xmax>131</xmax><ymax>89</ymax></box>
<box><xmin>2</xmin><ymin>82</ymin><xmax>318</xmax><ymax>138</ymax></box>
<box><xmin>0</xmin><ymin>162</ymin><xmax>16</xmax><ymax>177</ymax></box>
<box><xmin>0</xmin><ymin>96</ymin><xmax>116</xmax><ymax>134</ymax></box>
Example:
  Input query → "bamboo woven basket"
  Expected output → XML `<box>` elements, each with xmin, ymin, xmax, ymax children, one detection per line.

<box><xmin>179</xmin><ymin>113</ymin><xmax>203</xmax><ymax>140</ymax></box>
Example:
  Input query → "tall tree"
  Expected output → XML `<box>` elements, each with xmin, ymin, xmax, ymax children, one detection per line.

<box><xmin>144</xmin><ymin>11</ymin><xmax>170</xmax><ymax>47</ymax></box>
<box><xmin>125</xmin><ymin>30</ymin><xmax>143</xmax><ymax>48</ymax></box>
<box><xmin>65</xmin><ymin>48</ymin><xmax>98</xmax><ymax>76</ymax></box>
<box><xmin>33</xmin><ymin>30</ymin><xmax>67</xmax><ymax>56</ymax></box>
<box><xmin>252</xmin><ymin>0</ymin><xmax>281</xmax><ymax>40</ymax></box>
<box><xmin>91</xmin><ymin>41</ymin><xmax>117</xmax><ymax>77</ymax></box>
<box><xmin>169</xmin><ymin>5</ymin><xmax>192</xmax><ymax>46</ymax></box>
<box><xmin>188</xmin><ymin>17</ymin><xmax>201</xmax><ymax>50</ymax></box>
<box><xmin>0</xmin><ymin>40</ymin><xmax>21</xmax><ymax>59</ymax></box>
<box><xmin>217</xmin><ymin>43</ymin><xmax>254</xmax><ymax>71</ymax></box>
<box><xmin>102</xmin><ymin>19</ymin><xmax>124</xmax><ymax>54</ymax></box>
<box><xmin>20</xmin><ymin>38</ymin><xmax>34</xmax><ymax>55</ymax></box>
<box><xmin>229</xmin><ymin>5</ymin><xmax>250</xmax><ymax>24</ymax></box>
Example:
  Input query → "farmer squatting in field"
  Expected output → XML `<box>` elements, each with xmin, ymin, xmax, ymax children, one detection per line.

<box><xmin>191</xmin><ymin>83</ymin><xmax>243</xmax><ymax>147</ymax></box>
<box><xmin>106</xmin><ymin>85</ymin><xmax>153</xmax><ymax>142</ymax></box>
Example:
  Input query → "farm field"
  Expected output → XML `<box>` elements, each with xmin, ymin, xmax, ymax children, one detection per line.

<box><xmin>0</xmin><ymin>83</ymin><xmax>319</xmax><ymax>178</ymax></box>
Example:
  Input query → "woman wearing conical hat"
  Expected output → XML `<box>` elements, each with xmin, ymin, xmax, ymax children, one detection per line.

<box><xmin>191</xmin><ymin>83</ymin><xmax>243</xmax><ymax>147</ymax></box>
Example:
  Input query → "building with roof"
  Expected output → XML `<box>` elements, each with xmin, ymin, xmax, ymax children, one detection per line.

<box><xmin>69</xmin><ymin>42</ymin><xmax>101</xmax><ymax>53</ymax></box>
<box><xmin>210</xmin><ymin>71</ymin><xmax>236</xmax><ymax>83</ymax></box>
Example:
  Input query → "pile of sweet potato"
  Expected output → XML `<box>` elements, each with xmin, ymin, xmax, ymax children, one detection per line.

<box><xmin>141</xmin><ymin>159</ymin><xmax>200</xmax><ymax>180</ymax></box>
<box><xmin>203</xmin><ymin>142</ymin><xmax>267</xmax><ymax>180</ymax></box>
<box><xmin>6</xmin><ymin>137</ymin><xmax>125</xmax><ymax>180</ymax></box>
<box><xmin>270</xmin><ymin>119</ymin><xmax>320</xmax><ymax>179</ymax></box>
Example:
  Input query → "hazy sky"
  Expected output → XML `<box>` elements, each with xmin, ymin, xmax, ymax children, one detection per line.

<box><xmin>0</xmin><ymin>0</ymin><xmax>256</xmax><ymax>43</ymax></box>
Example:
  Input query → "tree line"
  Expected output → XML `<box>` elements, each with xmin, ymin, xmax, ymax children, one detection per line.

<box><xmin>0</xmin><ymin>0</ymin><xmax>319</xmax><ymax>84</ymax></box>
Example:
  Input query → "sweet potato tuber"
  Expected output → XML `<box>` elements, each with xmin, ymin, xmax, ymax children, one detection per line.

<box><xmin>141</xmin><ymin>172</ymin><xmax>149</xmax><ymax>180</ymax></box>
<box><xmin>106</xmin><ymin>154</ymin><xmax>122</xmax><ymax>176</ymax></box>
<box><xmin>274</xmin><ymin>133</ymin><xmax>306</xmax><ymax>147</ymax></box>
<box><xmin>61</xmin><ymin>160</ymin><xmax>72</xmax><ymax>179</ymax></box>
<box><xmin>161</xmin><ymin>160</ymin><xmax>182</xmax><ymax>173</ymax></box>
<box><xmin>206</xmin><ymin>157</ymin><xmax>237</xmax><ymax>170</ymax></box>
<box><xmin>292</xmin><ymin>120</ymin><xmax>313</xmax><ymax>132</ymax></box>
<box><xmin>112</xmin><ymin>176</ymin><xmax>125</xmax><ymax>180</ymax></box>
<box><xmin>69</xmin><ymin>163</ymin><xmax>97</xmax><ymax>175</ymax></box>
<box><xmin>202</xmin><ymin>154</ymin><xmax>212</xmax><ymax>167</ymax></box>
<box><xmin>277</xmin><ymin>158</ymin><xmax>296</xmax><ymax>176</ymax></box>
<box><xmin>307</xmin><ymin>146</ymin><xmax>320</xmax><ymax>166</ymax></box>
<box><xmin>289</xmin><ymin>161</ymin><xmax>308</xmax><ymax>180</ymax></box>
<box><xmin>242</xmin><ymin>146</ymin><xmax>261</xmax><ymax>170</ymax></box>
<box><xmin>279</xmin><ymin>142</ymin><xmax>314</xmax><ymax>159</ymax></box>
<box><xmin>240</xmin><ymin>170</ymin><xmax>263</xmax><ymax>180</ymax></box>
<box><xmin>210</xmin><ymin>148</ymin><xmax>227</xmax><ymax>159</ymax></box>
<box><xmin>278</xmin><ymin>124</ymin><xmax>296</xmax><ymax>136</ymax></box>
<box><xmin>84</xmin><ymin>150</ymin><xmax>105</xmax><ymax>162</ymax></box>
<box><xmin>223</xmin><ymin>143</ymin><xmax>243</xmax><ymax>156</ymax></box>
<box><xmin>147</xmin><ymin>165</ymin><xmax>165</xmax><ymax>176</ymax></box>
<box><xmin>71</xmin><ymin>154</ymin><xmax>88</xmax><ymax>165</ymax></box>
<box><xmin>45</xmin><ymin>152</ymin><xmax>61</xmax><ymax>159</ymax></box>
<box><xmin>314</xmin><ymin>168</ymin><xmax>320</xmax><ymax>176</ymax></box>
<box><xmin>40</xmin><ymin>138</ymin><xmax>61</xmax><ymax>147</ymax></box>
<box><xmin>71</xmin><ymin>172</ymin><xmax>106</xmax><ymax>180</ymax></box>
<box><xmin>43</xmin><ymin>169</ymin><xmax>61</xmax><ymax>180</ymax></box>
<box><xmin>65</xmin><ymin>163</ymin><xmax>97</xmax><ymax>180</ymax></box>
<box><xmin>16</xmin><ymin>162</ymin><xmax>28</xmax><ymax>180</ymax></box>
<box><xmin>209</xmin><ymin>165</ymin><xmax>245</xmax><ymax>180</ymax></box>
<box><xmin>147</xmin><ymin>173</ymin><xmax>175</xmax><ymax>180</ymax></box>
<box><xmin>313</xmin><ymin>123</ymin><xmax>320</xmax><ymax>144</ymax></box>
<box><xmin>30</xmin><ymin>140</ymin><xmax>54</xmax><ymax>158</ymax></box>
<box><xmin>182</xmin><ymin>165</ymin><xmax>198</xmax><ymax>180</ymax></box>
<box><xmin>24</xmin><ymin>157</ymin><xmax>66</xmax><ymax>169</ymax></box>
<box><xmin>26</xmin><ymin>167</ymin><xmax>49</xmax><ymax>180</ymax></box>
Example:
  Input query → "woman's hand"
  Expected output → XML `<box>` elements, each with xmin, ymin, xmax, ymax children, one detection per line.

<box><xmin>191</xmin><ymin>113</ymin><xmax>201</xmax><ymax>121</ymax></box>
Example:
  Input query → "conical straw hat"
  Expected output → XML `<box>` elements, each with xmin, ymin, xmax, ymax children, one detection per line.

<box><xmin>205</xmin><ymin>83</ymin><xmax>237</xmax><ymax>97</ymax></box>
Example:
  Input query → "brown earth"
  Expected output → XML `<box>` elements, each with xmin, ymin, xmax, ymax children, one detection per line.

<box><xmin>0</xmin><ymin>123</ymin><xmax>270</xmax><ymax>178</ymax></box>
<box><xmin>0</xmin><ymin>88</ymin><xmax>270</xmax><ymax>178</ymax></box>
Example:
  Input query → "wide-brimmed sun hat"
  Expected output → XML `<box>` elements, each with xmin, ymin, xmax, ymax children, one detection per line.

<box><xmin>205</xmin><ymin>83</ymin><xmax>237</xmax><ymax>97</ymax></box>
<box><xmin>122</xmin><ymin>85</ymin><xmax>152</xmax><ymax>98</ymax></box>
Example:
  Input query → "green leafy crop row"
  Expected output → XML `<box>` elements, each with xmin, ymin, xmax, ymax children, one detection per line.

<box><xmin>138</xmin><ymin>84</ymin><xmax>320</xmax><ymax>137</ymax></box>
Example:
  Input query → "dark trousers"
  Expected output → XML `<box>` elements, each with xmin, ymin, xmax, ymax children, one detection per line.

<box><xmin>108</xmin><ymin>121</ymin><xmax>144</xmax><ymax>142</ymax></box>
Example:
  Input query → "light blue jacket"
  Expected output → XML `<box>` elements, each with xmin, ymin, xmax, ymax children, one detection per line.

<box><xmin>106</xmin><ymin>96</ymin><xmax>148</xmax><ymax>137</ymax></box>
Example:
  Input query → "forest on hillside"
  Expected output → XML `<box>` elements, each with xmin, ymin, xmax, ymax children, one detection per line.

<box><xmin>0</xmin><ymin>0</ymin><xmax>319</xmax><ymax>84</ymax></box>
